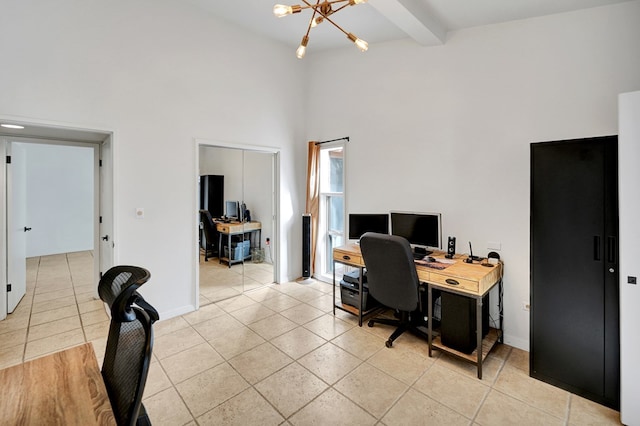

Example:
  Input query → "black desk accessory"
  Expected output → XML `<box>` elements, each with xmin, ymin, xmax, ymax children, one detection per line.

<box><xmin>464</xmin><ymin>241</ymin><xmax>474</xmax><ymax>263</ymax></box>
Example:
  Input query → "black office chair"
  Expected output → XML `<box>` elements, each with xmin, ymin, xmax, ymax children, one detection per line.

<box><xmin>360</xmin><ymin>232</ymin><xmax>429</xmax><ymax>348</ymax></box>
<box><xmin>99</xmin><ymin>266</ymin><xmax>159</xmax><ymax>426</ymax></box>
<box><xmin>200</xmin><ymin>209</ymin><xmax>219</xmax><ymax>261</ymax></box>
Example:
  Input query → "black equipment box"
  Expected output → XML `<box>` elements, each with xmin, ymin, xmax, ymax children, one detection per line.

<box><xmin>342</xmin><ymin>269</ymin><xmax>366</xmax><ymax>287</ymax></box>
<box><xmin>440</xmin><ymin>292</ymin><xmax>489</xmax><ymax>354</ymax></box>
<box><xmin>340</xmin><ymin>280</ymin><xmax>378</xmax><ymax>311</ymax></box>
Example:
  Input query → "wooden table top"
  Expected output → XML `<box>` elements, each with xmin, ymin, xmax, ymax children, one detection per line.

<box><xmin>0</xmin><ymin>342</ymin><xmax>115</xmax><ymax>425</ymax></box>
<box><xmin>334</xmin><ymin>243</ymin><xmax>503</xmax><ymax>296</ymax></box>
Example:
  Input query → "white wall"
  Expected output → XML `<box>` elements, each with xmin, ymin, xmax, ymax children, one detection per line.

<box><xmin>619</xmin><ymin>90</ymin><xmax>640</xmax><ymax>426</ymax></box>
<box><xmin>22</xmin><ymin>143</ymin><xmax>94</xmax><ymax>257</ymax></box>
<box><xmin>304</xmin><ymin>2</ymin><xmax>640</xmax><ymax>349</ymax></box>
<box><xmin>0</xmin><ymin>0</ymin><xmax>307</xmax><ymax>319</ymax></box>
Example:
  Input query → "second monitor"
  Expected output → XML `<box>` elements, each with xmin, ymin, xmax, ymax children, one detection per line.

<box><xmin>390</xmin><ymin>211</ymin><xmax>442</xmax><ymax>257</ymax></box>
<box><xmin>348</xmin><ymin>213</ymin><xmax>389</xmax><ymax>240</ymax></box>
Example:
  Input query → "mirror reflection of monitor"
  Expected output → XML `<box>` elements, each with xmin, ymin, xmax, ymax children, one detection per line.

<box><xmin>225</xmin><ymin>200</ymin><xmax>239</xmax><ymax>219</ymax></box>
<box><xmin>390</xmin><ymin>211</ymin><xmax>442</xmax><ymax>252</ymax></box>
<box><xmin>348</xmin><ymin>214</ymin><xmax>389</xmax><ymax>240</ymax></box>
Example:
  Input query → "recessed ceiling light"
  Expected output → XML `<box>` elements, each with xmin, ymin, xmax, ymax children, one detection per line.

<box><xmin>1</xmin><ymin>124</ymin><xmax>25</xmax><ymax>129</ymax></box>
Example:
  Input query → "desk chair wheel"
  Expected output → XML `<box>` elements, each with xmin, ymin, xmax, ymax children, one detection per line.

<box><xmin>385</xmin><ymin>339</ymin><xmax>393</xmax><ymax>348</ymax></box>
<box><xmin>367</xmin><ymin>320</ymin><xmax>375</xmax><ymax>327</ymax></box>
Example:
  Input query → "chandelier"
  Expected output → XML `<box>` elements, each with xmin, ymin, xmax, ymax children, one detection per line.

<box><xmin>273</xmin><ymin>0</ymin><xmax>369</xmax><ymax>59</ymax></box>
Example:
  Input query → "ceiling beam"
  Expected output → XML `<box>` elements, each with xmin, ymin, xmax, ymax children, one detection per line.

<box><xmin>368</xmin><ymin>0</ymin><xmax>446</xmax><ymax>46</ymax></box>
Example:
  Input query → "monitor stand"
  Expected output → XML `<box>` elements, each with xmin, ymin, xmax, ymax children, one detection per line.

<box><xmin>413</xmin><ymin>247</ymin><xmax>432</xmax><ymax>259</ymax></box>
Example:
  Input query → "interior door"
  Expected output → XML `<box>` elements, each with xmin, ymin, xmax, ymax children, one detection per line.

<box><xmin>99</xmin><ymin>137</ymin><xmax>114</xmax><ymax>279</ymax></box>
<box><xmin>6</xmin><ymin>142</ymin><xmax>28</xmax><ymax>313</ymax></box>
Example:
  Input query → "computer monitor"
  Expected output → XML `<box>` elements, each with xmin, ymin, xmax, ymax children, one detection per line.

<box><xmin>390</xmin><ymin>211</ymin><xmax>442</xmax><ymax>254</ymax></box>
<box><xmin>348</xmin><ymin>213</ymin><xmax>389</xmax><ymax>240</ymax></box>
<box><xmin>225</xmin><ymin>200</ymin><xmax>239</xmax><ymax>219</ymax></box>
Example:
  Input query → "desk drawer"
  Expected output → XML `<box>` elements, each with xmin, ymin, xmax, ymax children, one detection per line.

<box><xmin>333</xmin><ymin>250</ymin><xmax>363</xmax><ymax>267</ymax></box>
<box><xmin>217</xmin><ymin>224</ymin><xmax>232</xmax><ymax>233</ymax></box>
<box><xmin>429</xmin><ymin>273</ymin><xmax>479</xmax><ymax>293</ymax></box>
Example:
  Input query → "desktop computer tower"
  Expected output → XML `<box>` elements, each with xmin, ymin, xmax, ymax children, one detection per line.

<box><xmin>440</xmin><ymin>292</ymin><xmax>490</xmax><ymax>354</ymax></box>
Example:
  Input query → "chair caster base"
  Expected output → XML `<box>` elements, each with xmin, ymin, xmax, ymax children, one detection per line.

<box><xmin>385</xmin><ymin>340</ymin><xmax>393</xmax><ymax>348</ymax></box>
<box><xmin>367</xmin><ymin>320</ymin><xmax>375</xmax><ymax>327</ymax></box>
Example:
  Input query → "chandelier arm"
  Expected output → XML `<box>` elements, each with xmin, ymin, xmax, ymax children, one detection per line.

<box><xmin>301</xmin><ymin>0</ymin><xmax>349</xmax><ymax>36</ymax></box>
<box><xmin>295</xmin><ymin>0</ymin><xmax>349</xmax><ymax>12</ymax></box>
<box><xmin>303</xmin><ymin>2</ymin><xmax>320</xmax><ymax>37</ymax></box>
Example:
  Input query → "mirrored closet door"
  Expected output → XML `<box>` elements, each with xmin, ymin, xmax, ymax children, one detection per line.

<box><xmin>198</xmin><ymin>145</ymin><xmax>276</xmax><ymax>305</ymax></box>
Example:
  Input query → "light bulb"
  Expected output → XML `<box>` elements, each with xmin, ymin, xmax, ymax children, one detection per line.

<box><xmin>296</xmin><ymin>45</ymin><xmax>307</xmax><ymax>59</ymax></box>
<box><xmin>354</xmin><ymin>37</ymin><xmax>368</xmax><ymax>52</ymax></box>
<box><xmin>347</xmin><ymin>33</ymin><xmax>368</xmax><ymax>52</ymax></box>
<box><xmin>296</xmin><ymin>35</ymin><xmax>309</xmax><ymax>59</ymax></box>
<box><xmin>311</xmin><ymin>16</ymin><xmax>323</xmax><ymax>27</ymax></box>
<box><xmin>273</xmin><ymin>4</ymin><xmax>293</xmax><ymax>17</ymax></box>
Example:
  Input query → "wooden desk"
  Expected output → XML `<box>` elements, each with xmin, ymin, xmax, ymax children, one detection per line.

<box><xmin>0</xmin><ymin>342</ymin><xmax>115</xmax><ymax>425</ymax></box>
<box><xmin>333</xmin><ymin>243</ymin><xmax>503</xmax><ymax>379</ymax></box>
<box><xmin>215</xmin><ymin>221</ymin><xmax>261</xmax><ymax>267</ymax></box>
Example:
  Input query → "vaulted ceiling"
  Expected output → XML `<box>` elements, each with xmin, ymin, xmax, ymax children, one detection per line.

<box><xmin>186</xmin><ymin>0</ymin><xmax>632</xmax><ymax>53</ymax></box>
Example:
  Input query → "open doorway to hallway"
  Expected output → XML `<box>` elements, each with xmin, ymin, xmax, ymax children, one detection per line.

<box><xmin>0</xmin><ymin>121</ymin><xmax>113</xmax><ymax>322</ymax></box>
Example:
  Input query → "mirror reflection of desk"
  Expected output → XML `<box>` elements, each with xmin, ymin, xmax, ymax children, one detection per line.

<box><xmin>215</xmin><ymin>220</ymin><xmax>261</xmax><ymax>267</ymax></box>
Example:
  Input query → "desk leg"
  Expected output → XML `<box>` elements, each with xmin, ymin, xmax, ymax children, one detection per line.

<box><xmin>218</xmin><ymin>234</ymin><xmax>223</xmax><ymax>265</ymax></box>
<box><xmin>476</xmin><ymin>296</ymin><xmax>483</xmax><ymax>380</ymax></box>
<box><xmin>358</xmin><ymin>269</ymin><xmax>363</xmax><ymax>327</ymax></box>
<box><xmin>499</xmin><ymin>278</ymin><xmax>504</xmax><ymax>344</ymax></box>
<box><xmin>332</xmin><ymin>261</ymin><xmax>336</xmax><ymax>316</ymax></box>
<box><xmin>427</xmin><ymin>284</ymin><xmax>433</xmax><ymax>358</ymax></box>
<box><xmin>228</xmin><ymin>233</ymin><xmax>232</xmax><ymax>268</ymax></box>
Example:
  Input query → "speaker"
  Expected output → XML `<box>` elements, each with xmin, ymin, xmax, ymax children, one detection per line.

<box><xmin>302</xmin><ymin>214</ymin><xmax>311</xmax><ymax>279</ymax></box>
<box><xmin>445</xmin><ymin>236</ymin><xmax>456</xmax><ymax>259</ymax></box>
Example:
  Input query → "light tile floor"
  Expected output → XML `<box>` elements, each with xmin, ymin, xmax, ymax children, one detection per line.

<box><xmin>199</xmin><ymin>249</ymin><xmax>275</xmax><ymax>305</ymax></box>
<box><xmin>0</xmin><ymin>252</ymin><xmax>622</xmax><ymax>425</ymax></box>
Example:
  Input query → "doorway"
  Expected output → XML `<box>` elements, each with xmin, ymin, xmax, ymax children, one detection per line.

<box><xmin>0</xmin><ymin>123</ymin><xmax>113</xmax><ymax>321</ymax></box>
<box><xmin>196</xmin><ymin>141</ymin><xmax>279</xmax><ymax>306</ymax></box>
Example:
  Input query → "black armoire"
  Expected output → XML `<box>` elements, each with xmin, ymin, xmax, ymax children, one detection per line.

<box><xmin>200</xmin><ymin>175</ymin><xmax>224</xmax><ymax>218</ymax></box>
<box><xmin>530</xmin><ymin>136</ymin><xmax>619</xmax><ymax>409</ymax></box>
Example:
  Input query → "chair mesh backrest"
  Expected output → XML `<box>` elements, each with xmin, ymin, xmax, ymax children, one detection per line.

<box><xmin>102</xmin><ymin>307</ymin><xmax>153</xmax><ymax>426</ymax></box>
<box><xmin>360</xmin><ymin>232</ymin><xmax>420</xmax><ymax>312</ymax></box>
<box><xmin>98</xmin><ymin>265</ymin><xmax>157</xmax><ymax>426</ymax></box>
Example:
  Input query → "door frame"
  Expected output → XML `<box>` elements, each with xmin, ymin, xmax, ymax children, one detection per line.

<box><xmin>0</xmin><ymin>119</ymin><xmax>114</xmax><ymax>321</ymax></box>
<box><xmin>195</xmin><ymin>138</ymin><xmax>281</xmax><ymax>310</ymax></box>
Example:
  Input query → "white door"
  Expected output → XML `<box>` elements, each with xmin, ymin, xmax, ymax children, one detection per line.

<box><xmin>98</xmin><ymin>137</ymin><xmax>113</xmax><ymax>281</ymax></box>
<box><xmin>6</xmin><ymin>142</ymin><xmax>28</xmax><ymax>313</ymax></box>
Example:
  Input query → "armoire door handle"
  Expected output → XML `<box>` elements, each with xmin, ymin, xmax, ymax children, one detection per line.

<box><xmin>607</xmin><ymin>236</ymin><xmax>617</xmax><ymax>263</ymax></box>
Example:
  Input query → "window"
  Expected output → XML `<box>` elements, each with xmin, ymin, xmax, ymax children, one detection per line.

<box><xmin>316</xmin><ymin>144</ymin><xmax>345</xmax><ymax>282</ymax></box>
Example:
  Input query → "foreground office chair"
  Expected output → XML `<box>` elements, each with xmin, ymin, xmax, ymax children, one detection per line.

<box><xmin>200</xmin><ymin>209</ymin><xmax>219</xmax><ymax>261</ymax></box>
<box><xmin>360</xmin><ymin>232</ymin><xmax>428</xmax><ymax>348</ymax></box>
<box><xmin>99</xmin><ymin>266</ymin><xmax>159</xmax><ymax>426</ymax></box>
